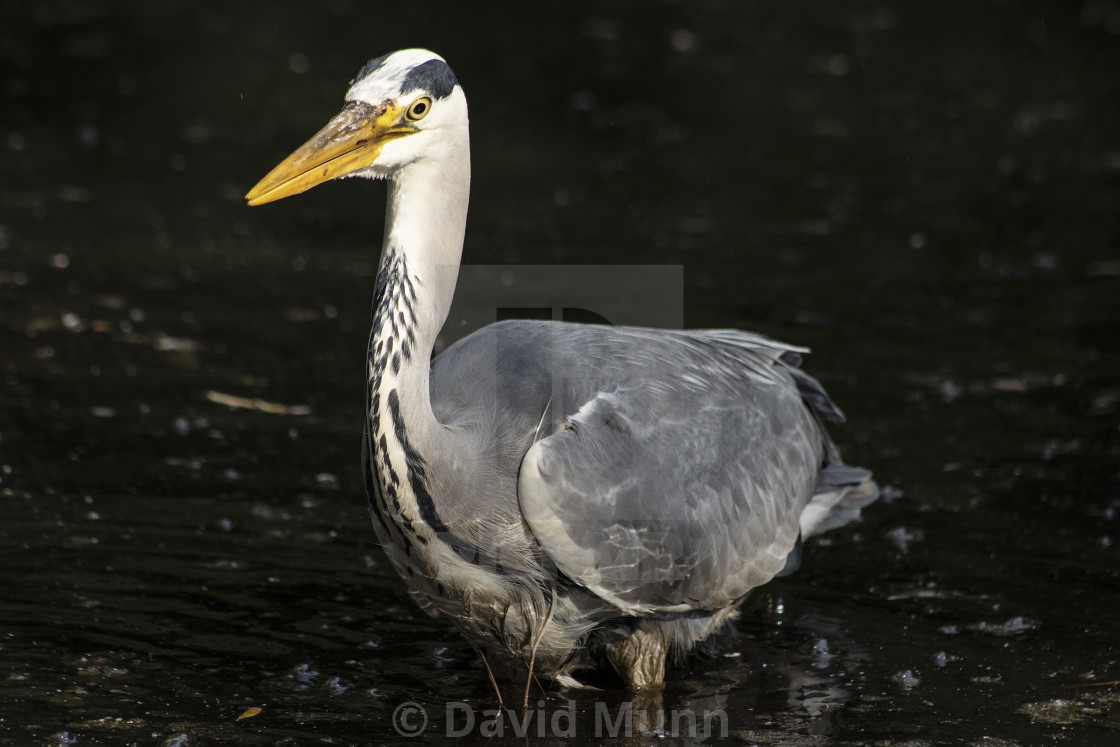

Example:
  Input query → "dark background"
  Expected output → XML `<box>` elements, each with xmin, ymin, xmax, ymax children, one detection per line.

<box><xmin>1</xmin><ymin>0</ymin><xmax>1118</xmax><ymax>743</ymax></box>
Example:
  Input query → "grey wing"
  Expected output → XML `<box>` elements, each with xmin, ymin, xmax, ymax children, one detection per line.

<box><xmin>517</xmin><ymin>347</ymin><xmax>826</xmax><ymax>615</ymax></box>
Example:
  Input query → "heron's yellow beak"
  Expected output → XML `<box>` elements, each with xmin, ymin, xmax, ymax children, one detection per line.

<box><xmin>245</xmin><ymin>100</ymin><xmax>414</xmax><ymax>206</ymax></box>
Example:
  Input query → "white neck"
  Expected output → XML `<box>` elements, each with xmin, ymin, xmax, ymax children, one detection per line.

<box><xmin>382</xmin><ymin>149</ymin><xmax>470</xmax><ymax>345</ymax></box>
<box><xmin>368</xmin><ymin>124</ymin><xmax>470</xmax><ymax>448</ymax></box>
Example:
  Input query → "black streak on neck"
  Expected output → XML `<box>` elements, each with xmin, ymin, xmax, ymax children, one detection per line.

<box><xmin>366</xmin><ymin>250</ymin><xmax>497</xmax><ymax>570</ymax></box>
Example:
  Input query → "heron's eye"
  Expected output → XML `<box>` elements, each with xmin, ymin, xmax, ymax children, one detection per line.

<box><xmin>406</xmin><ymin>97</ymin><xmax>432</xmax><ymax>121</ymax></box>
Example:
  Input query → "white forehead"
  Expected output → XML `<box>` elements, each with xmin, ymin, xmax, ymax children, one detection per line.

<box><xmin>345</xmin><ymin>49</ymin><xmax>449</xmax><ymax>104</ymax></box>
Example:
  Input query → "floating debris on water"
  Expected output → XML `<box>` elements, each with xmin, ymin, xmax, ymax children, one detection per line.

<box><xmin>894</xmin><ymin>669</ymin><xmax>921</xmax><ymax>690</ymax></box>
<box><xmin>967</xmin><ymin>616</ymin><xmax>1040</xmax><ymax>637</ymax></box>
<box><xmin>205</xmin><ymin>390</ymin><xmax>311</xmax><ymax>416</ymax></box>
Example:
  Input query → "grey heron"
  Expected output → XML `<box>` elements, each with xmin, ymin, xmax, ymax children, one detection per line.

<box><xmin>245</xmin><ymin>49</ymin><xmax>877</xmax><ymax>692</ymax></box>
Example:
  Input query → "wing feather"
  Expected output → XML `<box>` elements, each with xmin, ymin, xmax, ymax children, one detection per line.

<box><xmin>429</xmin><ymin>320</ymin><xmax>867</xmax><ymax>615</ymax></box>
<box><xmin>516</xmin><ymin>336</ymin><xmax>824</xmax><ymax>614</ymax></box>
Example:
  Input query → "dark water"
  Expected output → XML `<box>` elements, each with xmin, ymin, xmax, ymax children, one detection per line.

<box><xmin>2</xmin><ymin>1</ymin><xmax>1119</xmax><ymax>744</ymax></box>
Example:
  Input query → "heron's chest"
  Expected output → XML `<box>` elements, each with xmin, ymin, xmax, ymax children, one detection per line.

<box><xmin>364</xmin><ymin>248</ymin><xmax>432</xmax><ymax>518</ymax></box>
<box><xmin>365</xmin><ymin>356</ymin><xmax>434</xmax><ymax>535</ymax></box>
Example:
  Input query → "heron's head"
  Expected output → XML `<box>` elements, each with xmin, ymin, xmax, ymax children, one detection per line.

<box><xmin>246</xmin><ymin>49</ymin><xmax>466</xmax><ymax>206</ymax></box>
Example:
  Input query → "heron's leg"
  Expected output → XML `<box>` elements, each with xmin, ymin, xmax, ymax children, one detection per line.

<box><xmin>605</xmin><ymin>628</ymin><xmax>667</xmax><ymax>689</ymax></box>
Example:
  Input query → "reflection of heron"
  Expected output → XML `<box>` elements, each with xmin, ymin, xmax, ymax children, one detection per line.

<box><xmin>246</xmin><ymin>49</ymin><xmax>876</xmax><ymax>693</ymax></box>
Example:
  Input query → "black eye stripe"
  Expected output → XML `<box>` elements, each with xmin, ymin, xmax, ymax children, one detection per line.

<box><xmin>400</xmin><ymin>59</ymin><xmax>457</xmax><ymax>99</ymax></box>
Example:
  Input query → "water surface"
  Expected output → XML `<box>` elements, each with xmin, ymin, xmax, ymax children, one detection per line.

<box><xmin>1</xmin><ymin>1</ymin><xmax>1118</xmax><ymax>744</ymax></box>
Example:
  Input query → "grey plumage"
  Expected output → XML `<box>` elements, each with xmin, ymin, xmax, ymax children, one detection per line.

<box><xmin>246</xmin><ymin>48</ymin><xmax>877</xmax><ymax>692</ymax></box>
<box><xmin>410</xmin><ymin>320</ymin><xmax>875</xmax><ymax>685</ymax></box>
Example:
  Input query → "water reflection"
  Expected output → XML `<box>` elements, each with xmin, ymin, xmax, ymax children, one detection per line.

<box><xmin>379</xmin><ymin>604</ymin><xmax>868</xmax><ymax>745</ymax></box>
